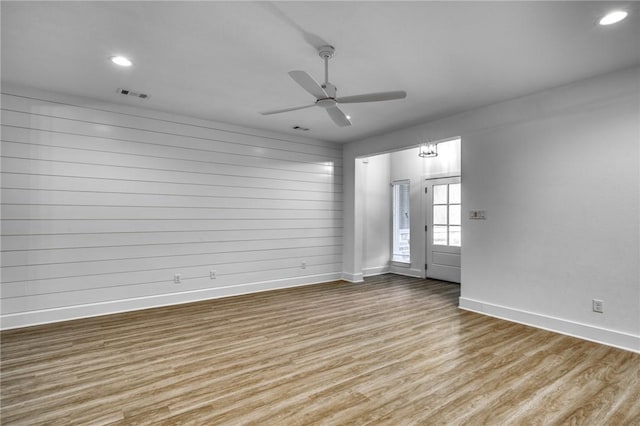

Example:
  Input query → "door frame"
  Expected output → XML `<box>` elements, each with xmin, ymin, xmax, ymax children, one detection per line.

<box><xmin>422</xmin><ymin>174</ymin><xmax>461</xmax><ymax>280</ymax></box>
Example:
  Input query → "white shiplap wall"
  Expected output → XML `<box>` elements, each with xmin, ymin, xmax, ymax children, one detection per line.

<box><xmin>0</xmin><ymin>86</ymin><xmax>343</xmax><ymax>329</ymax></box>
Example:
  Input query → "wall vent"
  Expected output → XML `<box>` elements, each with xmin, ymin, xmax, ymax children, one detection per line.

<box><xmin>116</xmin><ymin>88</ymin><xmax>149</xmax><ymax>100</ymax></box>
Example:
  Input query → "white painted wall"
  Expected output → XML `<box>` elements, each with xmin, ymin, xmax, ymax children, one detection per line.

<box><xmin>0</xmin><ymin>85</ymin><xmax>343</xmax><ymax>329</ymax></box>
<box><xmin>359</xmin><ymin>154</ymin><xmax>391</xmax><ymax>277</ymax></box>
<box><xmin>344</xmin><ymin>66</ymin><xmax>640</xmax><ymax>352</ymax></box>
<box><xmin>390</xmin><ymin>140</ymin><xmax>461</xmax><ymax>182</ymax></box>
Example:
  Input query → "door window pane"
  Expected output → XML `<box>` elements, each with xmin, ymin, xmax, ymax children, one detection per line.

<box><xmin>449</xmin><ymin>226</ymin><xmax>461</xmax><ymax>247</ymax></box>
<box><xmin>449</xmin><ymin>205</ymin><xmax>461</xmax><ymax>225</ymax></box>
<box><xmin>433</xmin><ymin>225</ymin><xmax>448</xmax><ymax>245</ymax></box>
<box><xmin>433</xmin><ymin>205</ymin><xmax>448</xmax><ymax>225</ymax></box>
<box><xmin>433</xmin><ymin>184</ymin><xmax>447</xmax><ymax>204</ymax></box>
<box><xmin>449</xmin><ymin>183</ymin><xmax>461</xmax><ymax>204</ymax></box>
<box><xmin>430</xmin><ymin>181</ymin><xmax>461</xmax><ymax>248</ymax></box>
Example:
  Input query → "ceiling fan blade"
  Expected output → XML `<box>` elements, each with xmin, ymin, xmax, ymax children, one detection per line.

<box><xmin>260</xmin><ymin>104</ymin><xmax>316</xmax><ymax>115</ymax></box>
<box><xmin>336</xmin><ymin>91</ymin><xmax>407</xmax><ymax>104</ymax></box>
<box><xmin>289</xmin><ymin>70</ymin><xmax>327</xmax><ymax>99</ymax></box>
<box><xmin>326</xmin><ymin>106</ymin><xmax>351</xmax><ymax>127</ymax></box>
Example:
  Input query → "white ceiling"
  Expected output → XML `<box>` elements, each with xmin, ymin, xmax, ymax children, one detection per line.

<box><xmin>2</xmin><ymin>1</ymin><xmax>639</xmax><ymax>143</ymax></box>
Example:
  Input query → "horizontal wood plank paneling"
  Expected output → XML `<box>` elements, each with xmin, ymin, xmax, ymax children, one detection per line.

<box><xmin>0</xmin><ymin>88</ymin><xmax>343</xmax><ymax>326</ymax></box>
<box><xmin>1</xmin><ymin>218</ymin><xmax>343</xmax><ymax>234</ymax></box>
<box><xmin>0</xmin><ymin>189</ymin><xmax>342</xmax><ymax>211</ymax></box>
<box><xmin>1</xmin><ymin>158</ymin><xmax>338</xmax><ymax>192</ymax></box>
<box><xmin>0</xmin><ymin>126</ymin><xmax>343</xmax><ymax>173</ymax></box>
<box><xmin>1</xmin><ymin>94</ymin><xmax>343</xmax><ymax>159</ymax></box>
<box><xmin>1</xmin><ymin>109</ymin><xmax>341</xmax><ymax>161</ymax></box>
<box><xmin>0</xmin><ymin>174</ymin><xmax>341</xmax><ymax>201</ymax></box>
<box><xmin>0</xmin><ymin>141</ymin><xmax>343</xmax><ymax>184</ymax></box>
<box><xmin>2</xmin><ymin>255</ymin><xmax>344</xmax><ymax>298</ymax></box>
<box><xmin>2</xmin><ymin>245</ymin><xmax>340</xmax><ymax>283</ymax></box>
<box><xmin>2</xmin><ymin>227</ymin><xmax>342</xmax><ymax>251</ymax></box>
<box><xmin>2</xmin><ymin>264</ymin><xmax>343</xmax><ymax>313</ymax></box>
<box><xmin>2</xmin><ymin>237</ymin><xmax>343</xmax><ymax>266</ymax></box>
<box><xmin>0</xmin><ymin>205</ymin><xmax>341</xmax><ymax>220</ymax></box>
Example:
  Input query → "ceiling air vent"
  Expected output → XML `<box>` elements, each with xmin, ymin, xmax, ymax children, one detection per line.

<box><xmin>116</xmin><ymin>88</ymin><xmax>149</xmax><ymax>100</ymax></box>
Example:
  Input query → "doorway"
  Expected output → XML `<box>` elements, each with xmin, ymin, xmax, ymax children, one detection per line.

<box><xmin>425</xmin><ymin>176</ymin><xmax>461</xmax><ymax>283</ymax></box>
<box><xmin>354</xmin><ymin>137</ymin><xmax>461</xmax><ymax>282</ymax></box>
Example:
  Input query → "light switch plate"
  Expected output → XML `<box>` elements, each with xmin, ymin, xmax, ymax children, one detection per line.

<box><xmin>469</xmin><ymin>210</ymin><xmax>486</xmax><ymax>220</ymax></box>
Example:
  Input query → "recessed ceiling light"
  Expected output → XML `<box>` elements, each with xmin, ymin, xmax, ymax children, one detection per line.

<box><xmin>346</xmin><ymin>115</ymin><xmax>351</xmax><ymax>120</ymax></box>
<box><xmin>599</xmin><ymin>10</ymin><xmax>628</xmax><ymax>25</ymax></box>
<box><xmin>110</xmin><ymin>56</ymin><xmax>133</xmax><ymax>67</ymax></box>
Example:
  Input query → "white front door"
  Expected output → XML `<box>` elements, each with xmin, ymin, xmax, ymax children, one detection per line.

<box><xmin>425</xmin><ymin>177</ymin><xmax>461</xmax><ymax>283</ymax></box>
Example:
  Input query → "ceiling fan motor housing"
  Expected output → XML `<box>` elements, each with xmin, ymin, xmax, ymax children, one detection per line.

<box><xmin>316</xmin><ymin>98</ymin><xmax>337</xmax><ymax>108</ymax></box>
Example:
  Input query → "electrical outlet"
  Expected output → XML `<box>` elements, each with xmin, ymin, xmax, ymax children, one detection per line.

<box><xmin>173</xmin><ymin>274</ymin><xmax>181</xmax><ymax>284</ymax></box>
<box><xmin>592</xmin><ymin>299</ymin><xmax>604</xmax><ymax>313</ymax></box>
<box><xmin>209</xmin><ymin>270</ymin><xmax>216</xmax><ymax>279</ymax></box>
<box><xmin>301</xmin><ymin>261</ymin><xmax>307</xmax><ymax>269</ymax></box>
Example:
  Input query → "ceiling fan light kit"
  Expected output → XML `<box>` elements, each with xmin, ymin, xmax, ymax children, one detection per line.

<box><xmin>261</xmin><ymin>45</ymin><xmax>407</xmax><ymax>127</ymax></box>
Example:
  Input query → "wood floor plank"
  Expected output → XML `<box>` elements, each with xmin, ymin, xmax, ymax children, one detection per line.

<box><xmin>1</xmin><ymin>274</ymin><xmax>639</xmax><ymax>425</ymax></box>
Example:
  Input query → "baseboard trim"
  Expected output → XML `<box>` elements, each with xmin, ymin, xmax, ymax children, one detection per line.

<box><xmin>362</xmin><ymin>265</ymin><xmax>390</xmax><ymax>277</ymax></box>
<box><xmin>341</xmin><ymin>272</ymin><xmax>364</xmax><ymax>283</ymax></box>
<box><xmin>1</xmin><ymin>273</ymin><xmax>343</xmax><ymax>330</ymax></box>
<box><xmin>389</xmin><ymin>266</ymin><xmax>423</xmax><ymax>278</ymax></box>
<box><xmin>459</xmin><ymin>297</ymin><xmax>640</xmax><ymax>354</ymax></box>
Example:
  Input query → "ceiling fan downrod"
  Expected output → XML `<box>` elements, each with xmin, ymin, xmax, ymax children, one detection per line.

<box><xmin>318</xmin><ymin>45</ymin><xmax>335</xmax><ymax>93</ymax></box>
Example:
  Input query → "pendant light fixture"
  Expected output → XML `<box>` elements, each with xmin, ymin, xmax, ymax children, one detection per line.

<box><xmin>418</xmin><ymin>143</ymin><xmax>438</xmax><ymax>158</ymax></box>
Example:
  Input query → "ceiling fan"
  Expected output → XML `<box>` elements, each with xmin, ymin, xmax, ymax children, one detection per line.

<box><xmin>260</xmin><ymin>45</ymin><xmax>407</xmax><ymax>127</ymax></box>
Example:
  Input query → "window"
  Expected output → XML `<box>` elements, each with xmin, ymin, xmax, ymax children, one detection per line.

<box><xmin>433</xmin><ymin>183</ymin><xmax>461</xmax><ymax>247</ymax></box>
<box><xmin>392</xmin><ymin>181</ymin><xmax>410</xmax><ymax>262</ymax></box>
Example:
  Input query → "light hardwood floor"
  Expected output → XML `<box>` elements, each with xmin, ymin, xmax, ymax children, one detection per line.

<box><xmin>1</xmin><ymin>275</ymin><xmax>639</xmax><ymax>425</ymax></box>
